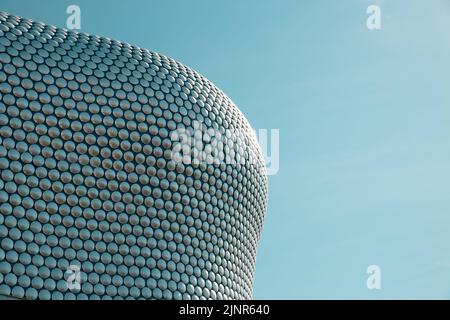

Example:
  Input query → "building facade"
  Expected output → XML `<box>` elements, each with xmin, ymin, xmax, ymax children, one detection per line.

<box><xmin>0</xmin><ymin>12</ymin><xmax>268</xmax><ymax>300</ymax></box>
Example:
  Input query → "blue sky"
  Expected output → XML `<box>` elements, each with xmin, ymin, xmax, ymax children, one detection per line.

<box><xmin>2</xmin><ymin>0</ymin><xmax>450</xmax><ymax>299</ymax></box>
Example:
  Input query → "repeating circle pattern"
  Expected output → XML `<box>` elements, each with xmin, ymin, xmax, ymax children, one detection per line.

<box><xmin>0</xmin><ymin>11</ymin><xmax>268</xmax><ymax>300</ymax></box>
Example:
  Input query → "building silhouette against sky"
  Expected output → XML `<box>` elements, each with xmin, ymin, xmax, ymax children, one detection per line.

<box><xmin>0</xmin><ymin>12</ymin><xmax>268</xmax><ymax>300</ymax></box>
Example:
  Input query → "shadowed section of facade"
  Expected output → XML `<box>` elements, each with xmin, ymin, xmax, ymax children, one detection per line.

<box><xmin>0</xmin><ymin>12</ymin><xmax>268</xmax><ymax>300</ymax></box>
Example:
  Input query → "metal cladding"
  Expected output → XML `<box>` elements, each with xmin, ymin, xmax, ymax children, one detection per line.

<box><xmin>0</xmin><ymin>12</ymin><xmax>268</xmax><ymax>300</ymax></box>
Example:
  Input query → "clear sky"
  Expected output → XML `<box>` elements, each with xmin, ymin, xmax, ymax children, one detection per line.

<box><xmin>2</xmin><ymin>0</ymin><xmax>450</xmax><ymax>299</ymax></box>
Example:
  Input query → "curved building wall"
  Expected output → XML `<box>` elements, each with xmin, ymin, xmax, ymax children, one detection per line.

<box><xmin>0</xmin><ymin>12</ymin><xmax>268</xmax><ymax>300</ymax></box>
